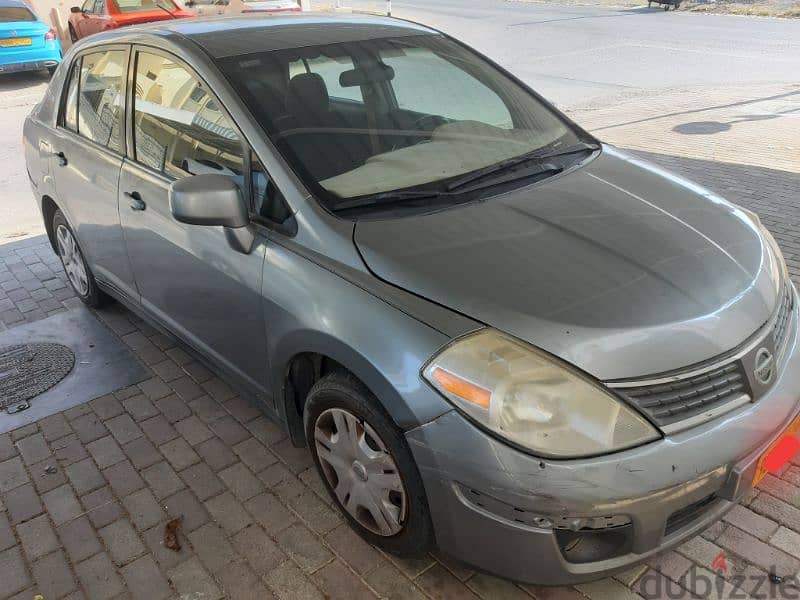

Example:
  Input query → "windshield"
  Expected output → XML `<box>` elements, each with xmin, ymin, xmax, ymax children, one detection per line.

<box><xmin>115</xmin><ymin>0</ymin><xmax>178</xmax><ymax>12</ymax></box>
<box><xmin>219</xmin><ymin>34</ymin><xmax>583</xmax><ymax>212</ymax></box>
<box><xmin>0</xmin><ymin>7</ymin><xmax>36</xmax><ymax>21</ymax></box>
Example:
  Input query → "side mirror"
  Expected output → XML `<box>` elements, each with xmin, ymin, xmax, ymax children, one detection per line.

<box><xmin>70</xmin><ymin>6</ymin><xmax>82</xmax><ymax>12</ymax></box>
<box><xmin>169</xmin><ymin>174</ymin><xmax>255</xmax><ymax>253</ymax></box>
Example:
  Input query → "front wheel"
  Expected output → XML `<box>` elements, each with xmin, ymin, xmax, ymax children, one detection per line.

<box><xmin>52</xmin><ymin>210</ymin><xmax>110</xmax><ymax>308</ymax></box>
<box><xmin>305</xmin><ymin>373</ymin><xmax>433</xmax><ymax>557</ymax></box>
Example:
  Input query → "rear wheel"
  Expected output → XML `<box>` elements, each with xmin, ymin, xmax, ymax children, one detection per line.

<box><xmin>52</xmin><ymin>210</ymin><xmax>110</xmax><ymax>308</ymax></box>
<box><xmin>305</xmin><ymin>373</ymin><xmax>433</xmax><ymax>557</ymax></box>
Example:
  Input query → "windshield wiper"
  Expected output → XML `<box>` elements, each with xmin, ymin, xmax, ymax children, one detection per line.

<box><xmin>445</xmin><ymin>141</ymin><xmax>599</xmax><ymax>192</ymax></box>
<box><xmin>333</xmin><ymin>189</ymin><xmax>452</xmax><ymax>212</ymax></box>
<box><xmin>155</xmin><ymin>2</ymin><xmax>177</xmax><ymax>17</ymax></box>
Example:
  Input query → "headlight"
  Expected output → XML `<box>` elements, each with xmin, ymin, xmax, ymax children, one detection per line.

<box><xmin>423</xmin><ymin>329</ymin><xmax>660</xmax><ymax>458</ymax></box>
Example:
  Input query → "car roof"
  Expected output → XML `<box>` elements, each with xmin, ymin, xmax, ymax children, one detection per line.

<box><xmin>0</xmin><ymin>0</ymin><xmax>32</xmax><ymax>8</ymax></box>
<box><xmin>91</xmin><ymin>14</ymin><xmax>438</xmax><ymax>58</ymax></box>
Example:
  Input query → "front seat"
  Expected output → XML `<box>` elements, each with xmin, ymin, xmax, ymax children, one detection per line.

<box><xmin>280</xmin><ymin>72</ymin><xmax>370</xmax><ymax>182</ymax></box>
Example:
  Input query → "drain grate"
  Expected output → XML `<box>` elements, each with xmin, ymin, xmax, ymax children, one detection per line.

<box><xmin>0</xmin><ymin>343</ymin><xmax>75</xmax><ymax>412</ymax></box>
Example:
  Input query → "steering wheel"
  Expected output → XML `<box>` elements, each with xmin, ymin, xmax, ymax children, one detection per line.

<box><xmin>410</xmin><ymin>114</ymin><xmax>448</xmax><ymax>134</ymax></box>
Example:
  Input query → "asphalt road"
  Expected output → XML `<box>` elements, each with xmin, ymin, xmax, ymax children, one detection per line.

<box><xmin>348</xmin><ymin>0</ymin><xmax>800</xmax><ymax>107</ymax></box>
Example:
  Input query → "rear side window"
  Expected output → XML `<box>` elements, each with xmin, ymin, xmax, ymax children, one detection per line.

<box><xmin>75</xmin><ymin>50</ymin><xmax>126</xmax><ymax>152</ymax></box>
<box><xmin>0</xmin><ymin>7</ymin><xmax>36</xmax><ymax>21</ymax></box>
<box><xmin>132</xmin><ymin>50</ymin><xmax>244</xmax><ymax>180</ymax></box>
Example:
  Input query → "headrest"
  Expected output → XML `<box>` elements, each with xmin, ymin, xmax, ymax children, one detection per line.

<box><xmin>286</xmin><ymin>72</ymin><xmax>330</xmax><ymax>123</ymax></box>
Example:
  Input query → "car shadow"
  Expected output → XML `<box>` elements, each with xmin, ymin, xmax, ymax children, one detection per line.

<box><xmin>0</xmin><ymin>71</ymin><xmax>50</xmax><ymax>93</ymax></box>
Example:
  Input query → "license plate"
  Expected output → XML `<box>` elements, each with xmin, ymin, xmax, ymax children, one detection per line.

<box><xmin>754</xmin><ymin>415</ymin><xmax>800</xmax><ymax>486</ymax></box>
<box><xmin>0</xmin><ymin>37</ymin><xmax>32</xmax><ymax>47</ymax></box>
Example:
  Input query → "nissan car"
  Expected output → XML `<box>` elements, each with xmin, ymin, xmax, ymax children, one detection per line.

<box><xmin>23</xmin><ymin>15</ymin><xmax>800</xmax><ymax>584</ymax></box>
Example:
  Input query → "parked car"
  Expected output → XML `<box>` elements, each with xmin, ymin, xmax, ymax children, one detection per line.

<box><xmin>23</xmin><ymin>15</ymin><xmax>800</xmax><ymax>585</ymax></box>
<box><xmin>183</xmin><ymin>0</ymin><xmax>299</xmax><ymax>17</ymax></box>
<box><xmin>0</xmin><ymin>0</ymin><xmax>60</xmax><ymax>75</ymax></box>
<box><xmin>67</xmin><ymin>0</ymin><xmax>192</xmax><ymax>42</ymax></box>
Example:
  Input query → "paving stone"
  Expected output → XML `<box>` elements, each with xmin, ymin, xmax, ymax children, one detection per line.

<box><xmin>217</xmin><ymin>559</ymin><xmax>275</xmax><ymax>600</ymax></box>
<box><xmin>180</xmin><ymin>462</ymin><xmax>225</xmax><ymax>501</ymax></box>
<box><xmin>258</xmin><ymin>462</ymin><xmax>305</xmax><ymax>503</ymax></box>
<box><xmin>75</xmin><ymin>552</ymin><xmax>125</xmax><ymax>599</ymax></box>
<box><xmin>224</xmin><ymin>396</ymin><xmax>262</xmax><ymax>425</ymax></box>
<box><xmin>247</xmin><ymin>417</ymin><xmax>287</xmax><ymax>447</ymax></box>
<box><xmin>31</xmin><ymin>549</ymin><xmax>77</xmax><ymax>599</ymax></box>
<box><xmin>231</xmin><ymin>523</ymin><xmax>286</xmax><ymax>576</ymax></box>
<box><xmin>770</xmin><ymin>526</ymin><xmax>800</xmax><ymax>559</ymax></box>
<box><xmin>647</xmin><ymin>550</ymin><xmax>692</xmax><ymax>583</ymax></box>
<box><xmin>151</xmin><ymin>358</ymin><xmax>184</xmax><ymax>382</ymax></box>
<box><xmin>313</xmin><ymin>559</ymin><xmax>378</xmax><ymax>600</ymax></box>
<box><xmin>0</xmin><ymin>546</ymin><xmax>32</xmax><ymax>598</ymax></box>
<box><xmin>209</xmin><ymin>415</ymin><xmax>250</xmax><ymax>446</ymax></box>
<box><xmin>99</xmin><ymin>519</ymin><xmax>146</xmax><ymax>566</ymax></box>
<box><xmin>163</xmin><ymin>488</ymin><xmax>210</xmax><ymax>533</ymax></box>
<box><xmin>52</xmin><ymin>434</ymin><xmax>89</xmax><ymax>465</ymax></box>
<box><xmin>234</xmin><ymin>438</ymin><xmax>277</xmax><ymax>473</ymax></box>
<box><xmin>264</xmin><ymin>559</ymin><xmax>325</xmax><ymax>600</ymax></box>
<box><xmin>244</xmin><ymin>492</ymin><xmax>297</xmax><ymax>534</ymax></box>
<box><xmin>58</xmin><ymin>515</ymin><xmax>103</xmax><ymax>563</ymax></box>
<box><xmin>0</xmin><ymin>457</ymin><xmax>29</xmax><ymax>492</ymax></box>
<box><xmin>104</xmin><ymin>414</ymin><xmax>143</xmax><ymax>445</ymax></box>
<box><xmin>0</xmin><ymin>434</ymin><xmax>16</xmax><ymax>462</ymax></box>
<box><xmin>576</xmin><ymin>578</ymin><xmax>645</xmax><ymax>600</ymax></box>
<box><xmin>15</xmin><ymin>433</ymin><xmax>51</xmax><ymax>466</ymax></box>
<box><xmin>103</xmin><ymin>459</ymin><xmax>145</xmax><ymax>498</ymax></box>
<box><xmin>160</xmin><ymin>437</ymin><xmax>200</xmax><ymax>471</ymax></box>
<box><xmin>63</xmin><ymin>403</ymin><xmax>92</xmax><ymax>422</ymax></box>
<box><xmin>122</xmin><ymin>394</ymin><xmax>159</xmax><ymax>422</ymax></box>
<box><xmin>142</xmin><ymin>461</ymin><xmax>185</xmax><ymax>500</ymax></box>
<box><xmin>122</xmin><ymin>436</ymin><xmax>162</xmax><ymax>470</ymax></box>
<box><xmin>187</xmin><ymin>522</ymin><xmax>237</xmax><ymax>573</ymax></box>
<box><xmin>114</xmin><ymin>385</ymin><xmax>142</xmax><ymax>401</ymax></box>
<box><xmin>89</xmin><ymin>394</ymin><xmax>124</xmax><ymax>421</ymax></box>
<box><xmin>5</xmin><ymin>482</ymin><xmax>44</xmax><ymax>524</ymax></box>
<box><xmin>205</xmin><ymin>491</ymin><xmax>252</xmax><ymax>534</ymax></box>
<box><xmin>121</xmin><ymin>555</ymin><xmax>172</xmax><ymax>600</ymax></box>
<box><xmin>86</xmin><ymin>436</ymin><xmax>125</xmax><ymax>469</ymax></box>
<box><xmin>202</xmin><ymin>378</ymin><xmax>236</xmax><ymax>403</ymax></box>
<box><xmin>724</xmin><ymin>504</ymin><xmax>780</xmax><ymax>541</ymax></box>
<box><xmin>0</xmin><ymin>512</ymin><xmax>14</xmax><ymax>552</ymax></box>
<box><xmin>155</xmin><ymin>394</ymin><xmax>193</xmax><ymax>423</ymax></box>
<box><xmin>141</xmin><ymin>415</ymin><xmax>179</xmax><ymax>445</ymax></box>
<box><xmin>188</xmin><ymin>395</ymin><xmax>227</xmax><ymax>423</ymax></box>
<box><xmin>65</xmin><ymin>457</ymin><xmax>105</xmax><ymax>495</ymax></box>
<box><xmin>195</xmin><ymin>436</ymin><xmax>238</xmax><ymax>472</ymax></box>
<box><xmin>183</xmin><ymin>362</ymin><xmax>213</xmax><ymax>384</ymax></box>
<box><xmin>42</xmin><ymin>484</ymin><xmax>82</xmax><ymax>526</ymax></box>
<box><xmin>165</xmin><ymin>347</ymin><xmax>191</xmax><ymax>366</ymax></box>
<box><xmin>290</xmin><ymin>488</ymin><xmax>341</xmax><ymax>535</ymax></box>
<box><xmin>168</xmin><ymin>556</ymin><xmax>223</xmax><ymax>600</ymax></box>
<box><xmin>17</xmin><ymin>514</ymin><xmax>59</xmax><ymax>560</ymax></box>
<box><xmin>219</xmin><ymin>462</ymin><xmax>264</xmax><ymax>501</ymax></box>
<box><xmin>274</xmin><ymin>523</ymin><xmax>333</xmax><ymax>573</ymax></box>
<box><xmin>10</xmin><ymin>424</ymin><xmax>38</xmax><ymax>442</ymax></box>
<box><xmin>174</xmin><ymin>416</ymin><xmax>214</xmax><ymax>446</ymax></box>
<box><xmin>271</xmin><ymin>438</ymin><xmax>314</xmax><ymax>474</ymax></box>
<box><xmin>718</xmin><ymin>525</ymin><xmax>800</xmax><ymax>575</ymax></box>
<box><xmin>123</xmin><ymin>488</ymin><xmax>166</xmax><ymax>532</ymax></box>
<box><xmin>29</xmin><ymin>458</ymin><xmax>67</xmax><ymax>494</ymax></box>
<box><xmin>71</xmin><ymin>413</ymin><xmax>108</xmax><ymax>445</ymax></box>
<box><xmin>324</xmin><ymin>523</ymin><xmax>385</xmax><ymax>576</ymax></box>
<box><xmin>143</xmin><ymin>523</ymin><xmax>193</xmax><ymax>571</ymax></box>
<box><xmin>81</xmin><ymin>486</ymin><xmax>123</xmax><ymax>529</ymax></box>
<box><xmin>138</xmin><ymin>378</ymin><xmax>172</xmax><ymax>401</ymax></box>
<box><xmin>170</xmin><ymin>376</ymin><xmax>206</xmax><ymax>402</ymax></box>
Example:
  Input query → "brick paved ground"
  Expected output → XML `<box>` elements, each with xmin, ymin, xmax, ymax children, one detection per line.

<box><xmin>1</xmin><ymin>144</ymin><xmax>799</xmax><ymax>600</ymax></box>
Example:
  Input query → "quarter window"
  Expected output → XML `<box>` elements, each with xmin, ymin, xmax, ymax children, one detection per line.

<box><xmin>75</xmin><ymin>50</ymin><xmax>126</xmax><ymax>152</ymax></box>
<box><xmin>132</xmin><ymin>51</ymin><xmax>245</xmax><ymax>181</ymax></box>
<box><xmin>63</xmin><ymin>61</ymin><xmax>80</xmax><ymax>132</ymax></box>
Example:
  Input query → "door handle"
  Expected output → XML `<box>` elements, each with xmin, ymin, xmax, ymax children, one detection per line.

<box><xmin>53</xmin><ymin>151</ymin><xmax>67</xmax><ymax>167</ymax></box>
<box><xmin>125</xmin><ymin>191</ymin><xmax>146</xmax><ymax>211</ymax></box>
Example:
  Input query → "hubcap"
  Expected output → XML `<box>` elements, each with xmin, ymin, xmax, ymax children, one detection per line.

<box><xmin>56</xmin><ymin>225</ymin><xmax>89</xmax><ymax>297</ymax></box>
<box><xmin>314</xmin><ymin>408</ymin><xmax>407</xmax><ymax>537</ymax></box>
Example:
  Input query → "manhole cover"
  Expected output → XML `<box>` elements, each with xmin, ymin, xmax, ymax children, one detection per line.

<box><xmin>0</xmin><ymin>343</ymin><xmax>75</xmax><ymax>412</ymax></box>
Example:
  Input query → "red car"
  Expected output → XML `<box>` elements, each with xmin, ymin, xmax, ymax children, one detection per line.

<box><xmin>68</xmin><ymin>0</ymin><xmax>193</xmax><ymax>42</ymax></box>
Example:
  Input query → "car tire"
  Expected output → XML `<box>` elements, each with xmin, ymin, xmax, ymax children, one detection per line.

<box><xmin>47</xmin><ymin>66</ymin><xmax>57</xmax><ymax>77</ymax></box>
<box><xmin>304</xmin><ymin>372</ymin><xmax>434</xmax><ymax>558</ymax></box>
<box><xmin>52</xmin><ymin>210</ymin><xmax>110</xmax><ymax>308</ymax></box>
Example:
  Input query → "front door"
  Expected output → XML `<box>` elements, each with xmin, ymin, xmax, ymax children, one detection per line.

<box><xmin>118</xmin><ymin>47</ymin><xmax>269</xmax><ymax>392</ymax></box>
<box><xmin>49</xmin><ymin>47</ymin><xmax>138</xmax><ymax>300</ymax></box>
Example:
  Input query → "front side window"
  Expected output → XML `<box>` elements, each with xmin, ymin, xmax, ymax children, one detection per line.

<box><xmin>219</xmin><ymin>34</ymin><xmax>582</xmax><ymax>214</ymax></box>
<box><xmin>76</xmin><ymin>50</ymin><xmax>126</xmax><ymax>152</ymax></box>
<box><xmin>132</xmin><ymin>51</ymin><xmax>244</xmax><ymax>181</ymax></box>
<box><xmin>0</xmin><ymin>7</ymin><xmax>36</xmax><ymax>21</ymax></box>
<box><xmin>80</xmin><ymin>0</ymin><xmax>93</xmax><ymax>11</ymax></box>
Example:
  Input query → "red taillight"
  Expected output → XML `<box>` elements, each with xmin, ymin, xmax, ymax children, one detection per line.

<box><xmin>44</xmin><ymin>28</ymin><xmax>56</xmax><ymax>41</ymax></box>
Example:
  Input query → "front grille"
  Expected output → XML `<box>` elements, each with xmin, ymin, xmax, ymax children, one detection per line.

<box><xmin>665</xmin><ymin>494</ymin><xmax>717</xmax><ymax>536</ymax></box>
<box><xmin>617</xmin><ymin>362</ymin><xmax>750</xmax><ymax>428</ymax></box>
<box><xmin>774</xmin><ymin>284</ymin><xmax>794</xmax><ymax>351</ymax></box>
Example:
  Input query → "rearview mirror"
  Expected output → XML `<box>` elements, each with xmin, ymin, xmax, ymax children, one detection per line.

<box><xmin>169</xmin><ymin>174</ymin><xmax>255</xmax><ymax>253</ymax></box>
<box><xmin>70</xmin><ymin>6</ymin><xmax>82</xmax><ymax>12</ymax></box>
<box><xmin>339</xmin><ymin>64</ymin><xmax>395</xmax><ymax>88</ymax></box>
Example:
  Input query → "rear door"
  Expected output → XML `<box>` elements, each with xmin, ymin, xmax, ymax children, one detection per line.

<box><xmin>49</xmin><ymin>46</ymin><xmax>138</xmax><ymax>300</ymax></box>
<box><xmin>118</xmin><ymin>46</ymin><xmax>269</xmax><ymax>392</ymax></box>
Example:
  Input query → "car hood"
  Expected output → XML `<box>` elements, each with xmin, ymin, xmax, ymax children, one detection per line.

<box><xmin>353</xmin><ymin>146</ymin><xmax>783</xmax><ymax>380</ymax></box>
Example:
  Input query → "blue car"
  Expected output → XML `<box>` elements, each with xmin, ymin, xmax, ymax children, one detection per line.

<box><xmin>0</xmin><ymin>0</ymin><xmax>61</xmax><ymax>76</ymax></box>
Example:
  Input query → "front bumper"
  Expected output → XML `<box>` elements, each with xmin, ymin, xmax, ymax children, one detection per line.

<box><xmin>406</xmin><ymin>295</ymin><xmax>800</xmax><ymax>585</ymax></box>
